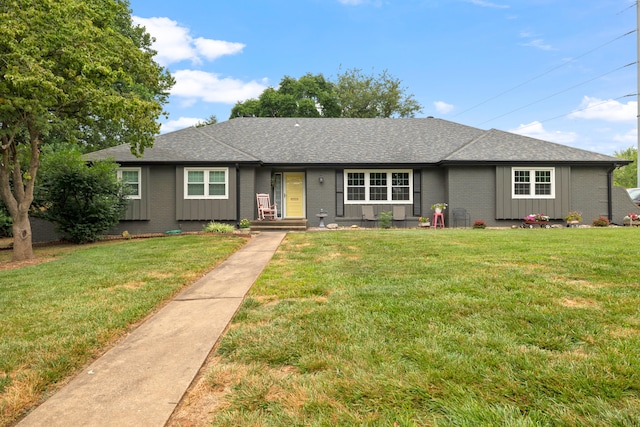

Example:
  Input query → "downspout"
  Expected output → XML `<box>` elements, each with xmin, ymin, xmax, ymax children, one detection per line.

<box><xmin>235</xmin><ymin>163</ymin><xmax>241</xmax><ymax>228</ymax></box>
<box><xmin>607</xmin><ymin>165</ymin><xmax>616</xmax><ymax>223</ymax></box>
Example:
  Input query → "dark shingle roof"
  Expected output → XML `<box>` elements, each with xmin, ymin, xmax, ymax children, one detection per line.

<box><xmin>444</xmin><ymin>129</ymin><xmax>621</xmax><ymax>163</ymax></box>
<box><xmin>85</xmin><ymin>117</ymin><xmax>624</xmax><ymax>165</ymax></box>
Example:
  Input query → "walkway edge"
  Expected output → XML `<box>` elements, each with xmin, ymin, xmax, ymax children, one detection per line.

<box><xmin>18</xmin><ymin>232</ymin><xmax>286</xmax><ymax>427</ymax></box>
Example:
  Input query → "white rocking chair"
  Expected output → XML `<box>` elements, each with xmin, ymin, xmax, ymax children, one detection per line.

<box><xmin>256</xmin><ymin>193</ymin><xmax>277</xmax><ymax>220</ymax></box>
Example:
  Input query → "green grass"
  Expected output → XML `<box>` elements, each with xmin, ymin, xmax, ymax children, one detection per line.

<box><xmin>0</xmin><ymin>234</ymin><xmax>247</xmax><ymax>425</ymax></box>
<box><xmin>208</xmin><ymin>228</ymin><xmax>640</xmax><ymax>426</ymax></box>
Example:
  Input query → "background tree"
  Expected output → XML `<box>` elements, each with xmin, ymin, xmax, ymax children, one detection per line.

<box><xmin>613</xmin><ymin>146</ymin><xmax>637</xmax><ymax>188</ymax></box>
<box><xmin>230</xmin><ymin>68</ymin><xmax>421</xmax><ymax>119</ymax></box>
<box><xmin>0</xmin><ymin>0</ymin><xmax>173</xmax><ymax>260</ymax></box>
<box><xmin>230</xmin><ymin>99</ymin><xmax>261</xmax><ymax>118</ymax></box>
<box><xmin>335</xmin><ymin>68</ymin><xmax>422</xmax><ymax>118</ymax></box>
<box><xmin>35</xmin><ymin>146</ymin><xmax>129</xmax><ymax>244</ymax></box>
<box><xmin>195</xmin><ymin>115</ymin><xmax>218</xmax><ymax>128</ymax></box>
<box><xmin>257</xmin><ymin>87</ymin><xmax>299</xmax><ymax>118</ymax></box>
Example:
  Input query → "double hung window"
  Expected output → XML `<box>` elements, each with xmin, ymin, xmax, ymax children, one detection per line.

<box><xmin>117</xmin><ymin>168</ymin><xmax>141</xmax><ymax>199</ymax></box>
<box><xmin>185</xmin><ymin>168</ymin><xmax>228</xmax><ymax>199</ymax></box>
<box><xmin>345</xmin><ymin>170</ymin><xmax>412</xmax><ymax>204</ymax></box>
<box><xmin>512</xmin><ymin>167</ymin><xmax>554</xmax><ymax>198</ymax></box>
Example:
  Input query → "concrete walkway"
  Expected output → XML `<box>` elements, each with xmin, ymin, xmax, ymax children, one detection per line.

<box><xmin>18</xmin><ymin>231</ymin><xmax>286</xmax><ymax>427</ymax></box>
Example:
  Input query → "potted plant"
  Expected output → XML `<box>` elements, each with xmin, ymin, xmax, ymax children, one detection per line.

<box><xmin>431</xmin><ymin>203</ymin><xmax>448</xmax><ymax>213</ymax></box>
<box><xmin>522</xmin><ymin>214</ymin><xmax>551</xmax><ymax>228</ymax></box>
<box><xmin>418</xmin><ymin>216</ymin><xmax>430</xmax><ymax>227</ymax></box>
<box><xmin>623</xmin><ymin>213</ymin><xmax>640</xmax><ymax>226</ymax></box>
<box><xmin>238</xmin><ymin>218</ymin><xmax>251</xmax><ymax>233</ymax></box>
<box><xmin>564</xmin><ymin>211</ymin><xmax>582</xmax><ymax>227</ymax></box>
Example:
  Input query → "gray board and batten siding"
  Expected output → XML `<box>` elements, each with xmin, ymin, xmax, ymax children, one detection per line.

<box><xmin>495</xmin><ymin>165</ymin><xmax>571</xmax><ymax>220</ymax></box>
<box><xmin>74</xmin><ymin>117</ymin><xmax>631</xmax><ymax>237</ymax></box>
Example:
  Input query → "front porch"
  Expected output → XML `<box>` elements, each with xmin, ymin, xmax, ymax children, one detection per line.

<box><xmin>249</xmin><ymin>219</ymin><xmax>308</xmax><ymax>232</ymax></box>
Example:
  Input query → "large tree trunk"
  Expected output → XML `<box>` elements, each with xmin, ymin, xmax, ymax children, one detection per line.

<box><xmin>0</xmin><ymin>122</ymin><xmax>39</xmax><ymax>262</ymax></box>
<box><xmin>11</xmin><ymin>210</ymin><xmax>33</xmax><ymax>261</ymax></box>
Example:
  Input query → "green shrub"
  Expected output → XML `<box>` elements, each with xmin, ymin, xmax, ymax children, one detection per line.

<box><xmin>203</xmin><ymin>221</ymin><xmax>235</xmax><ymax>233</ymax></box>
<box><xmin>36</xmin><ymin>147</ymin><xmax>128</xmax><ymax>243</ymax></box>
<box><xmin>0</xmin><ymin>204</ymin><xmax>12</xmax><ymax>237</ymax></box>
<box><xmin>239</xmin><ymin>218</ymin><xmax>251</xmax><ymax>229</ymax></box>
<box><xmin>378</xmin><ymin>211</ymin><xmax>392</xmax><ymax>229</ymax></box>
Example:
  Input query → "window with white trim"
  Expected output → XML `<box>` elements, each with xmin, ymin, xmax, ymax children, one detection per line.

<box><xmin>184</xmin><ymin>168</ymin><xmax>228</xmax><ymax>199</ymax></box>
<box><xmin>344</xmin><ymin>170</ymin><xmax>412</xmax><ymax>204</ymax></box>
<box><xmin>512</xmin><ymin>167</ymin><xmax>555</xmax><ymax>199</ymax></box>
<box><xmin>117</xmin><ymin>168</ymin><xmax>141</xmax><ymax>199</ymax></box>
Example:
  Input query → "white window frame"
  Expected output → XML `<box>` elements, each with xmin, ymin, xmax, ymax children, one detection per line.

<box><xmin>511</xmin><ymin>167</ymin><xmax>555</xmax><ymax>199</ymax></box>
<box><xmin>344</xmin><ymin>169</ymin><xmax>413</xmax><ymax>204</ymax></box>
<box><xmin>117</xmin><ymin>167</ymin><xmax>141</xmax><ymax>200</ymax></box>
<box><xmin>184</xmin><ymin>167</ymin><xmax>229</xmax><ymax>199</ymax></box>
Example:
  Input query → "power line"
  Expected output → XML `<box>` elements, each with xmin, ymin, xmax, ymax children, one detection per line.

<box><xmin>511</xmin><ymin>93</ymin><xmax>637</xmax><ymax>132</ymax></box>
<box><xmin>616</xmin><ymin>2</ymin><xmax>636</xmax><ymax>15</ymax></box>
<box><xmin>477</xmin><ymin>62</ymin><xmax>637</xmax><ymax>126</ymax></box>
<box><xmin>453</xmin><ymin>29</ymin><xmax>636</xmax><ymax>119</ymax></box>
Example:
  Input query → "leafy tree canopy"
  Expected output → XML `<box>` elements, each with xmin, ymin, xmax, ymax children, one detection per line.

<box><xmin>0</xmin><ymin>0</ymin><xmax>174</xmax><ymax>260</ymax></box>
<box><xmin>230</xmin><ymin>68</ymin><xmax>422</xmax><ymax>120</ymax></box>
<box><xmin>613</xmin><ymin>146</ymin><xmax>637</xmax><ymax>188</ymax></box>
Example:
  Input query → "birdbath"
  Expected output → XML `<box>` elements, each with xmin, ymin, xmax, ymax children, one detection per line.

<box><xmin>316</xmin><ymin>209</ymin><xmax>328</xmax><ymax>228</ymax></box>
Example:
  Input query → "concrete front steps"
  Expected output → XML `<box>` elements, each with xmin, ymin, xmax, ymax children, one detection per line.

<box><xmin>250</xmin><ymin>219</ymin><xmax>308</xmax><ymax>231</ymax></box>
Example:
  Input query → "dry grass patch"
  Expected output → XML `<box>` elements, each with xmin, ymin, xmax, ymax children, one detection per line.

<box><xmin>560</xmin><ymin>297</ymin><xmax>599</xmax><ymax>308</ymax></box>
<box><xmin>0</xmin><ymin>234</ymin><xmax>246</xmax><ymax>426</ymax></box>
<box><xmin>0</xmin><ymin>257</ymin><xmax>56</xmax><ymax>271</ymax></box>
<box><xmin>182</xmin><ymin>229</ymin><xmax>640</xmax><ymax>425</ymax></box>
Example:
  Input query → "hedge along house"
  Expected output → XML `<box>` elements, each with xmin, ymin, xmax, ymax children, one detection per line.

<box><xmin>84</xmin><ymin>117</ymin><xmax>633</xmax><ymax>233</ymax></box>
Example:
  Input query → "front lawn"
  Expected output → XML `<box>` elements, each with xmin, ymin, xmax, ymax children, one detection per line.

<box><xmin>0</xmin><ymin>234</ymin><xmax>247</xmax><ymax>425</ymax></box>
<box><xmin>197</xmin><ymin>228</ymin><xmax>640</xmax><ymax>426</ymax></box>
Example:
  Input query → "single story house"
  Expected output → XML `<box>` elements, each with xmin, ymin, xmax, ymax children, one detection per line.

<box><xmin>84</xmin><ymin>117</ymin><xmax>635</xmax><ymax>233</ymax></box>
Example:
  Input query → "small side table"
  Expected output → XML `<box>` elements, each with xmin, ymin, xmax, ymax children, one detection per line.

<box><xmin>432</xmin><ymin>212</ymin><xmax>445</xmax><ymax>228</ymax></box>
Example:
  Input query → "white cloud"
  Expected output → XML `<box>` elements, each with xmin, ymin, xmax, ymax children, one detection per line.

<box><xmin>521</xmin><ymin>39</ymin><xmax>554</xmax><ymax>51</ymax></box>
<box><xmin>613</xmin><ymin>128</ymin><xmax>638</xmax><ymax>144</ymax></box>
<box><xmin>338</xmin><ymin>0</ymin><xmax>367</xmax><ymax>4</ymax></box>
<box><xmin>519</xmin><ymin>30</ymin><xmax>555</xmax><ymax>51</ymax></box>
<box><xmin>569</xmin><ymin>96</ymin><xmax>637</xmax><ymax>123</ymax></box>
<box><xmin>133</xmin><ymin>16</ymin><xmax>263</xmax><ymax>108</ymax></box>
<box><xmin>510</xmin><ymin>121</ymin><xmax>578</xmax><ymax>144</ymax></box>
<box><xmin>193</xmin><ymin>38</ymin><xmax>245</xmax><ymax>61</ymax></box>
<box><xmin>171</xmin><ymin>70</ymin><xmax>268</xmax><ymax>104</ymax></box>
<box><xmin>133</xmin><ymin>16</ymin><xmax>245</xmax><ymax>66</ymax></box>
<box><xmin>434</xmin><ymin>101</ymin><xmax>454</xmax><ymax>114</ymax></box>
<box><xmin>467</xmin><ymin>0</ymin><xmax>509</xmax><ymax>9</ymax></box>
<box><xmin>160</xmin><ymin>117</ymin><xmax>203</xmax><ymax>133</ymax></box>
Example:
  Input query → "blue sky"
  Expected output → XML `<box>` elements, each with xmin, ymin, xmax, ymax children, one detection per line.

<box><xmin>129</xmin><ymin>0</ymin><xmax>637</xmax><ymax>155</ymax></box>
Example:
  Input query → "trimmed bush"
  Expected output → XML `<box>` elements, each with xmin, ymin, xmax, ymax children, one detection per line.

<box><xmin>592</xmin><ymin>216</ymin><xmax>610</xmax><ymax>227</ymax></box>
<box><xmin>36</xmin><ymin>147</ymin><xmax>128</xmax><ymax>243</ymax></box>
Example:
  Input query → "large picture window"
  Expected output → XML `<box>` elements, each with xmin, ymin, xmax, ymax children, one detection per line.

<box><xmin>344</xmin><ymin>170</ymin><xmax>412</xmax><ymax>204</ymax></box>
<box><xmin>185</xmin><ymin>168</ymin><xmax>228</xmax><ymax>199</ymax></box>
<box><xmin>117</xmin><ymin>168</ymin><xmax>141</xmax><ymax>199</ymax></box>
<box><xmin>512</xmin><ymin>167</ymin><xmax>555</xmax><ymax>199</ymax></box>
